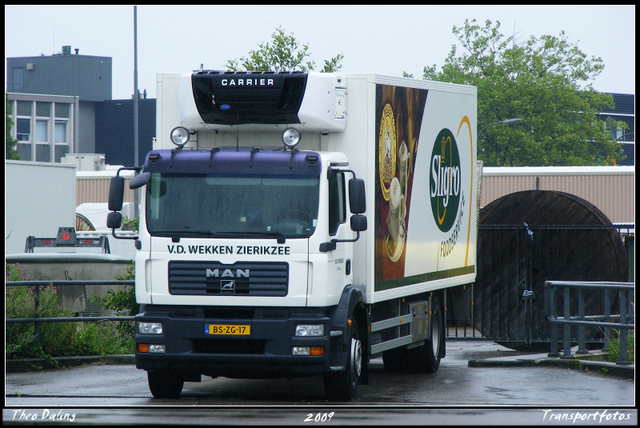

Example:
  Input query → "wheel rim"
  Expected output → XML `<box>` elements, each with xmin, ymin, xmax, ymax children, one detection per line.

<box><xmin>351</xmin><ymin>337</ymin><xmax>362</xmax><ymax>379</ymax></box>
<box><xmin>431</xmin><ymin>312</ymin><xmax>441</xmax><ymax>358</ymax></box>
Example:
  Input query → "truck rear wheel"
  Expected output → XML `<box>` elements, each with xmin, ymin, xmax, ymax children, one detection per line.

<box><xmin>383</xmin><ymin>296</ymin><xmax>444</xmax><ymax>374</ymax></box>
<box><xmin>411</xmin><ymin>296</ymin><xmax>444</xmax><ymax>374</ymax></box>
<box><xmin>382</xmin><ymin>347</ymin><xmax>405</xmax><ymax>372</ymax></box>
<box><xmin>400</xmin><ymin>297</ymin><xmax>445</xmax><ymax>373</ymax></box>
<box><xmin>324</xmin><ymin>318</ymin><xmax>362</xmax><ymax>401</ymax></box>
<box><xmin>147</xmin><ymin>370</ymin><xmax>184</xmax><ymax>399</ymax></box>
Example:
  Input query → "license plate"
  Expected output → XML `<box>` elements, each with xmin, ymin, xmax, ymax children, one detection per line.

<box><xmin>205</xmin><ymin>324</ymin><xmax>250</xmax><ymax>336</ymax></box>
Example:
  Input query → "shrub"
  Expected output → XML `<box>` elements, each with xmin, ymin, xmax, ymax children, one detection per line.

<box><xmin>6</xmin><ymin>262</ymin><xmax>136</xmax><ymax>359</ymax></box>
<box><xmin>6</xmin><ymin>264</ymin><xmax>76</xmax><ymax>359</ymax></box>
<box><xmin>91</xmin><ymin>260</ymin><xmax>137</xmax><ymax>339</ymax></box>
<box><xmin>75</xmin><ymin>321</ymin><xmax>135</xmax><ymax>355</ymax></box>
<box><xmin>607</xmin><ymin>330</ymin><xmax>634</xmax><ymax>364</ymax></box>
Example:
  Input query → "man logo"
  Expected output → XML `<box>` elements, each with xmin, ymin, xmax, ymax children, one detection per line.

<box><xmin>221</xmin><ymin>280</ymin><xmax>236</xmax><ymax>292</ymax></box>
<box><xmin>206</xmin><ymin>268</ymin><xmax>250</xmax><ymax>278</ymax></box>
<box><xmin>430</xmin><ymin>128</ymin><xmax>462</xmax><ymax>232</ymax></box>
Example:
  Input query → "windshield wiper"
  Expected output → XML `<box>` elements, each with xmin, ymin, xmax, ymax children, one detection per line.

<box><xmin>216</xmin><ymin>231</ymin><xmax>287</xmax><ymax>244</ymax></box>
<box><xmin>155</xmin><ymin>229</ymin><xmax>220</xmax><ymax>242</ymax></box>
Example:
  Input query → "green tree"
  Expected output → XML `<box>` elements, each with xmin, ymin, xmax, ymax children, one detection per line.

<box><xmin>226</xmin><ymin>26</ymin><xmax>344</xmax><ymax>73</ymax></box>
<box><xmin>421</xmin><ymin>19</ymin><xmax>626</xmax><ymax>166</ymax></box>
<box><xmin>6</xmin><ymin>94</ymin><xmax>21</xmax><ymax>160</ymax></box>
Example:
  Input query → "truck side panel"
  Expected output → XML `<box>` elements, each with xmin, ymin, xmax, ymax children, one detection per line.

<box><xmin>324</xmin><ymin>75</ymin><xmax>477</xmax><ymax>303</ymax></box>
<box><xmin>373</xmin><ymin>80</ymin><xmax>477</xmax><ymax>303</ymax></box>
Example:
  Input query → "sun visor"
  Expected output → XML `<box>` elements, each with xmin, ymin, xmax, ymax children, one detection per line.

<box><xmin>179</xmin><ymin>71</ymin><xmax>346</xmax><ymax>133</ymax></box>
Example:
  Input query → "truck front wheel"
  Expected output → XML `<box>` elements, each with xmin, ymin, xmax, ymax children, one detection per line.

<box><xmin>324</xmin><ymin>318</ymin><xmax>362</xmax><ymax>401</ymax></box>
<box><xmin>147</xmin><ymin>370</ymin><xmax>184</xmax><ymax>399</ymax></box>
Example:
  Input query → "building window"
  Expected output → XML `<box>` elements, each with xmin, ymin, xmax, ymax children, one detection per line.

<box><xmin>16</xmin><ymin>100</ymin><xmax>31</xmax><ymax>116</ymax></box>
<box><xmin>55</xmin><ymin>145</ymin><xmax>69</xmax><ymax>163</ymax></box>
<box><xmin>55</xmin><ymin>120</ymin><xmax>68</xmax><ymax>143</ymax></box>
<box><xmin>9</xmin><ymin>97</ymin><xmax>74</xmax><ymax>163</ymax></box>
<box><xmin>17</xmin><ymin>143</ymin><xmax>32</xmax><ymax>161</ymax></box>
<box><xmin>36</xmin><ymin>144</ymin><xmax>51</xmax><ymax>162</ymax></box>
<box><xmin>55</xmin><ymin>103</ymin><xmax>70</xmax><ymax>118</ymax></box>
<box><xmin>36</xmin><ymin>102</ymin><xmax>51</xmax><ymax>117</ymax></box>
<box><xmin>36</xmin><ymin>119</ymin><xmax>49</xmax><ymax>142</ymax></box>
<box><xmin>16</xmin><ymin>118</ymin><xmax>31</xmax><ymax>141</ymax></box>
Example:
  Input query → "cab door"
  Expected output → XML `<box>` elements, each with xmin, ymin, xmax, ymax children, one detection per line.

<box><xmin>326</xmin><ymin>170</ymin><xmax>351</xmax><ymax>291</ymax></box>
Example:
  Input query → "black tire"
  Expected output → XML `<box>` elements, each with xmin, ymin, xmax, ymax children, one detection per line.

<box><xmin>147</xmin><ymin>370</ymin><xmax>184</xmax><ymax>399</ymax></box>
<box><xmin>324</xmin><ymin>318</ymin><xmax>363</xmax><ymax>401</ymax></box>
<box><xmin>382</xmin><ymin>347</ymin><xmax>406</xmax><ymax>373</ymax></box>
<box><xmin>422</xmin><ymin>296</ymin><xmax>444</xmax><ymax>373</ymax></box>
<box><xmin>405</xmin><ymin>296</ymin><xmax>444</xmax><ymax>374</ymax></box>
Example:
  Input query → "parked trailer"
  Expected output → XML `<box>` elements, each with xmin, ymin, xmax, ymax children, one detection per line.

<box><xmin>108</xmin><ymin>71</ymin><xmax>478</xmax><ymax>400</ymax></box>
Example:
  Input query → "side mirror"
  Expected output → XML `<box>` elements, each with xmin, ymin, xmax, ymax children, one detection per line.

<box><xmin>349</xmin><ymin>178</ymin><xmax>366</xmax><ymax>214</ymax></box>
<box><xmin>108</xmin><ymin>176</ymin><xmax>125</xmax><ymax>211</ymax></box>
<box><xmin>107</xmin><ymin>211</ymin><xmax>123</xmax><ymax>229</ymax></box>
<box><xmin>350</xmin><ymin>214</ymin><xmax>367</xmax><ymax>232</ymax></box>
<box><xmin>106</xmin><ymin>167</ymin><xmax>140</xmax><ymax>242</ymax></box>
<box><xmin>320</xmin><ymin>215</ymin><xmax>367</xmax><ymax>253</ymax></box>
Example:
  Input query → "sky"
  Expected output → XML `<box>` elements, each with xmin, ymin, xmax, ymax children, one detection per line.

<box><xmin>5</xmin><ymin>5</ymin><xmax>636</xmax><ymax>100</ymax></box>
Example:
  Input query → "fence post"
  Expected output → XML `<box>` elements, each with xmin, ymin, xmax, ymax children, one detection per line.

<box><xmin>576</xmin><ymin>287</ymin><xmax>588</xmax><ymax>355</ymax></box>
<box><xmin>617</xmin><ymin>290</ymin><xmax>630</xmax><ymax>365</ymax></box>
<box><xmin>547</xmin><ymin>282</ymin><xmax>560</xmax><ymax>357</ymax></box>
<box><xmin>34</xmin><ymin>285</ymin><xmax>41</xmax><ymax>345</ymax></box>
<box><xmin>603</xmin><ymin>289</ymin><xmax>611</xmax><ymax>353</ymax></box>
<box><xmin>561</xmin><ymin>286</ymin><xmax>573</xmax><ymax>359</ymax></box>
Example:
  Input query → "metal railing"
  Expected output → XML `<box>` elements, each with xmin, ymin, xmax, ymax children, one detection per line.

<box><xmin>6</xmin><ymin>280</ymin><xmax>135</xmax><ymax>345</ymax></box>
<box><xmin>545</xmin><ymin>280</ymin><xmax>634</xmax><ymax>364</ymax></box>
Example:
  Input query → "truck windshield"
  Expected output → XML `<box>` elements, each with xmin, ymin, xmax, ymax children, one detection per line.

<box><xmin>145</xmin><ymin>173</ymin><xmax>320</xmax><ymax>239</ymax></box>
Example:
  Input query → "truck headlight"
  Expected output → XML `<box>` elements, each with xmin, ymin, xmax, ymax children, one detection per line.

<box><xmin>138</xmin><ymin>322</ymin><xmax>163</xmax><ymax>335</ymax></box>
<box><xmin>295</xmin><ymin>324</ymin><xmax>325</xmax><ymax>337</ymax></box>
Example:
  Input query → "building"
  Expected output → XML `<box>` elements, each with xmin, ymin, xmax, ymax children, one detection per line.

<box><xmin>7</xmin><ymin>46</ymin><xmax>111</xmax><ymax>160</ymax></box>
<box><xmin>95</xmin><ymin>98</ymin><xmax>155</xmax><ymax>167</ymax></box>
<box><xmin>598</xmin><ymin>93</ymin><xmax>634</xmax><ymax>166</ymax></box>
<box><xmin>6</xmin><ymin>46</ymin><xmax>154</xmax><ymax>167</ymax></box>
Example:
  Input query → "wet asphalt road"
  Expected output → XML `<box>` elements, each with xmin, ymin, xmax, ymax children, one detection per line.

<box><xmin>4</xmin><ymin>341</ymin><xmax>636</xmax><ymax>425</ymax></box>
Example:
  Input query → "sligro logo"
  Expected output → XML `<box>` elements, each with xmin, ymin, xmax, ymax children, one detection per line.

<box><xmin>430</xmin><ymin>128</ymin><xmax>461</xmax><ymax>232</ymax></box>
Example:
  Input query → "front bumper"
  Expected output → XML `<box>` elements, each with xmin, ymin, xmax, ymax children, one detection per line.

<box><xmin>134</xmin><ymin>305</ymin><xmax>347</xmax><ymax>379</ymax></box>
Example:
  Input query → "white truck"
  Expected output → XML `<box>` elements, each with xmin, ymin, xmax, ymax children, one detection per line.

<box><xmin>107</xmin><ymin>71</ymin><xmax>478</xmax><ymax>401</ymax></box>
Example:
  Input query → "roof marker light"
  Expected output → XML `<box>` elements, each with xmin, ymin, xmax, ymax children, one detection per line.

<box><xmin>282</xmin><ymin>127</ymin><xmax>301</xmax><ymax>149</ymax></box>
<box><xmin>170</xmin><ymin>126</ymin><xmax>191</xmax><ymax>148</ymax></box>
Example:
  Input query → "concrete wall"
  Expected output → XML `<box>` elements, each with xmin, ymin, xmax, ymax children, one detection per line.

<box><xmin>5</xmin><ymin>161</ymin><xmax>77</xmax><ymax>255</ymax></box>
<box><xmin>481</xmin><ymin>166</ymin><xmax>635</xmax><ymax>225</ymax></box>
<box><xmin>5</xmin><ymin>253</ymin><xmax>132</xmax><ymax>315</ymax></box>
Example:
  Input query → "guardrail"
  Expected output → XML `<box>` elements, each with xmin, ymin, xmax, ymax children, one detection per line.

<box><xmin>6</xmin><ymin>280</ymin><xmax>135</xmax><ymax>345</ymax></box>
<box><xmin>545</xmin><ymin>281</ymin><xmax>634</xmax><ymax>364</ymax></box>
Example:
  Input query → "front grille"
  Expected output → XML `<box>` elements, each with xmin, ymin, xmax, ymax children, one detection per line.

<box><xmin>193</xmin><ymin>338</ymin><xmax>265</xmax><ymax>355</ymax></box>
<box><xmin>169</xmin><ymin>261</ymin><xmax>288</xmax><ymax>296</ymax></box>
